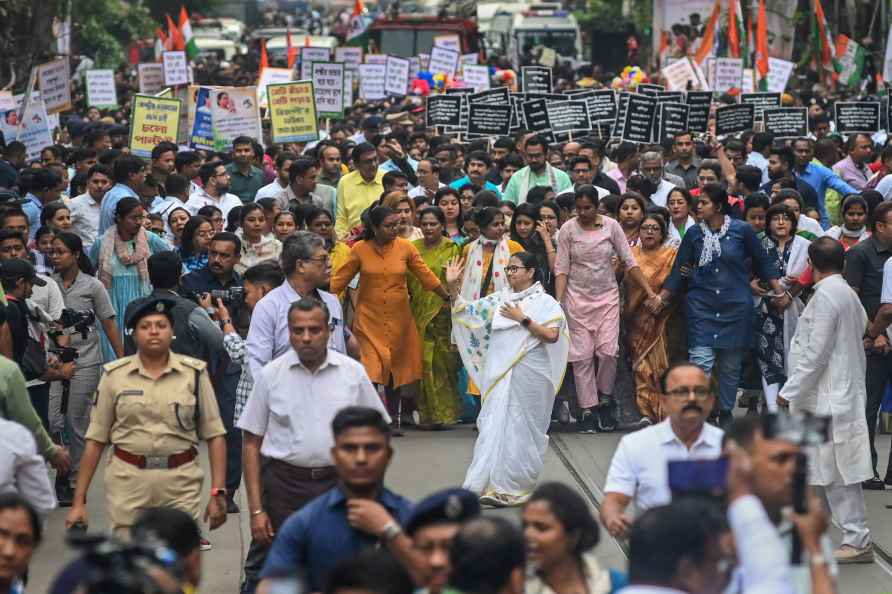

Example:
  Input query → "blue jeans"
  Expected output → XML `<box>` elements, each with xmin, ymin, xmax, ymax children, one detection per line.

<box><xmin>688</xmin><ymin>346</ymin><xmax>745</xmax><ymax>412</ymax></box>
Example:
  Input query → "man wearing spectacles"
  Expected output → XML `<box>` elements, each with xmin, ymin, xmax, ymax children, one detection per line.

<box><xmin>600</xmin><ymin>361</ymin><xmax>723</xmax><ymax>539</ymax></box>
<box><xmin>334</xmin><ymin>144</ymin><xmax>384</xmax><ymax>239</ymax></box>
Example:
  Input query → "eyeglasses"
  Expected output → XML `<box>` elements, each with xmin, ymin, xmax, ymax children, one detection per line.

<box><xmin>665</xmin><ymin>387</ymin><xmax>711</xmax><ymax>400</ymax></box>
<box><xmin>640</xmin><ymin>225</ymin><xmax>661</xmax><ymax>232</ymax></box>
<box><xmin>504</xmin><ymin>265</ymin><xmax>530</xmax><ymax>273</ymax></box>
<box><xmin>302</xmin><ymin>255</ymin><xmax>330</xmax><ymax>265</ymax></box>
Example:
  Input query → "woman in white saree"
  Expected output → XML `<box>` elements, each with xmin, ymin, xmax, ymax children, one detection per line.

<box><xmin>446</xmin><ymin>251</ymin><xmax>570</xmax><ymax>507</ymax></box>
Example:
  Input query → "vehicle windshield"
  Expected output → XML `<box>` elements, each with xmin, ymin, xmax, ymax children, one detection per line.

<box><xmin>516</xmin><ymin>30</ymin><xmax>576</xmax><ymax>57</ymax></box>
<box><xmin>379</xmin><ymin>30</ymin><xmax>416</xmax><ymax>57</ymax></box>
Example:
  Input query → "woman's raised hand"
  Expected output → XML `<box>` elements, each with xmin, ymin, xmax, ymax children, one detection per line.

<box><xmin>445</xmin><ymin>256</ymin><xmax>466</xmax><ymax>287</ymax></box>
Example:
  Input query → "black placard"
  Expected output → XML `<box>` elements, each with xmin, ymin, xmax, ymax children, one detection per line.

<box><xmin>638</xmin><ymin>83</ymin><xmax>665</xmax><ymax>96</ymax></box>
<box><xmin>658</xmin><ymin>103</ymin><xmax>690</xmax><ymax>141</ymax></box>
<box><xmin>834</xmin><ymin>101</ymin><xmax>881</xmax><ymax>134</ymax></box>
<box><xmin>444</xmin><ymin>88</ymin><xmax>473</xmax><ymax>132</ymax></box>
<box><xmin>656</xmin><ymin>91</ymin><xmax>685</xmax><ymax>104</ymax></box>
<box><xmin>740</xmin><ymin>92</ymin><xmax>781</xmax><ymax>120</ymax></box>
<box><xmin>686</xmin><ymin>91</ymin><xmax>712</xmax><ymax>133</ymax></box>
<box><xmin>467</xmin><ymin>104</ymin><xmax>512</xmax><ymax>137</ymax></box>
<box><xmin>426</xmin><ymin>95</ymin><xmax>463</xmax><ymax>128</ymax></box>
<box><xmin>546</xmin><ymin>100</ymin><xmax>592</xmax><ymax>134</ymax></box>
<box><xmin>586</xmin><ymin>89</ymin><xmax>617</xmax><ymax>122</ymax></box>
<box><xmin>591</xmin><ymin>122</ymin><xmax>612</xmax><ymax>139</ymax></box>
<box><xmin>623</xmin><ymin>94</ymin><xmax>657</xmax><ymax>143</ymax></box>
<box><xmin>510</xmin><ymin>93</ymin><xmax>525</xmax><ymax>132</ymax></box>
<box><xmin>521</xmin><ymin>66</ymin><xmax>553</xmax><ymax>94</ymax></box>
<box><xmin>613</xmin><ymin>92</ymin><xmax>631</xmax><ymax>140</ymax></box>
<box><xmin>762</xmin><ymin>107</ymin><xmax>808</xmax><ymax>140</ymax></box>
<box><xmin>468</xmin><ymin>87</ymin><xmax>510</xmax><ymax>105</ymax></box>
<box><xmin>715</xmin><ymin>103</ymin><xmax>755</xmax><ymax>136</ymax></box>
<box><xmin>522</xmin><ymin>98</ymin><xmax>551</xmax><ymax>134</ymax></box>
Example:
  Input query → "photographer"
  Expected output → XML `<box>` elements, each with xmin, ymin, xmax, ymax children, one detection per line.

<box><xmin>779</xmin><ymin>237</ymin><xmax>874</xmax><ymax>564</ymax></box>
<box><xmin>183</xmin><ymin>232</ymin><xmax>245</xmax><ymax>513</ymax></box>
<box><xmin>49</xmin><ymin>232</ymin><xmax>124</xmax><ymax>506</ymax></box>
<box><xmin>723</xmin><ymin>419</ymin><xmax>836</xmax><ymax>594</ymax></box>
<box><xmin>122</xmin><ymin>251</ymin><xmax>224</xmax><ymax>362</ymax></box>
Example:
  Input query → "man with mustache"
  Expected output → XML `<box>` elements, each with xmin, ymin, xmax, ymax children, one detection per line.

<box><xmin>600</xmin><ymin>362</ymin><xmax>723</xmax><ymax>539</ymax></box>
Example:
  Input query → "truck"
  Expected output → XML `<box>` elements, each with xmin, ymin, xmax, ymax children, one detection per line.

<box><xmin>506</xmin><ymin>4</ymin><xmax>583</xmax><ymax>69</ymax></box>
<box><xmin>368</xmin><ymin>15</ymin><xmax>482</xmax><ymax>58</ymax></box>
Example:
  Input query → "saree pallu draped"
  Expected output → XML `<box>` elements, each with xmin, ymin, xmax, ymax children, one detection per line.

<box><xmin>409</xmin><ymin>238</ymin><xmax>463</xmax><ymax>425</ymax></box>
<box><xmin>453</xmin><ymin>282</ymin><xmax>569</xmax><ymax>502</ymax></box>
<box><xmin>625</xmin><ymin>245</ymin><xmax>678</xmax><ymax>422</ymax></box>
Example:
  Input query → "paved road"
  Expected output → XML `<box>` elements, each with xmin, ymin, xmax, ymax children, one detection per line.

<box><xmin>28</xmin><ymin>424</ymin><xmax>892</xmax><ymax>593</ymax></box>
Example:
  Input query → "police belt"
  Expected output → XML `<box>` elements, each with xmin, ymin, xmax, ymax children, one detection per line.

<box><xmin>114</xmin><ymin>446</ymin><xmax>198</xmax><ymax>469</ymax></box>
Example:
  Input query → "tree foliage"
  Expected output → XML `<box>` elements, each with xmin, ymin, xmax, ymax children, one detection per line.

<box><xmin>73</xmin><ymin>0</ymin><xmax>155</xmax><ymax>68</ymax></box>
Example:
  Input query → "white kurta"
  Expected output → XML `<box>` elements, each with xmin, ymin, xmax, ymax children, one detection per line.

<box><xmin>779</xmin><ymin>274</ymin><xmax>872</xmax><ymax>486</ymax></box>
<box><xmin>452</xmin><ymin>282</ymin><xmax>569</xmax><ymax>499</ymax></box>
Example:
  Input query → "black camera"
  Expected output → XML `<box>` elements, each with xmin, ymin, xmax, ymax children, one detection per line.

<box><xmin>762</xmin><ymin>411</ymin><xmax>831</xmax><ymax>447</ymax></box>
<box><xmin>209</xmin><ymin>287</ymin><xmax>244</xmax><ymax>306</ymax></box>
<box><xmin>58</xmin><ymin>308</ymin><xmax>97</xmax><ymax>340</ymax></box>
<box><xmin>66</xmin><ymin>532</ymin><xmax>181</xmax><ymax>594</ymax></box>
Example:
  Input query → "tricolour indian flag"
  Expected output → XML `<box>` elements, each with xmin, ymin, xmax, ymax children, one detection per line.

<box><xmin>179</xmin><ymin>6</ymin><xmax>198</xmax><ymax>61</ymax></box>
<box><xmin>347</xmin><ymin>0</ymin><xmax>369</xmax><ymax>50</ymax></box>
<box><xmin>835</xmin><ymin>35</ymin><xmax>865</xmax><ymax>87</ymax></box>
<box><xmin>811</xmin><ymin>0</ymin><xmax>838</xmax><ymax>73</ymax></box>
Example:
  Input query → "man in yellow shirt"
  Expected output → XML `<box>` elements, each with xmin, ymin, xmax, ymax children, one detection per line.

<box><xmin>335</xmin><ymin>143</ymin><xmax>384</xmax><ymax>239</ymax></box>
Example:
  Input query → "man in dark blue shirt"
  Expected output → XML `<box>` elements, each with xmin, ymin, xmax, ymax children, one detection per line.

<box><xmin>258</xmin><ymin>407</ymin><xmax>416</xmax><ymax>593</ymax></box>
<box><xmin>181</xmin><ymin>231</ymin><xmax>244</xmax><ymax>512</ymax></box>
<box><xmin>0</xmin><ymin>142</ymin><xmax>26</xmax><ymax>190</ymax></box>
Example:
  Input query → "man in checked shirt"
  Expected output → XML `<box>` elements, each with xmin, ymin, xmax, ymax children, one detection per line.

<box><xmin>204</xmin><ymin>261</ymin><xmax>285</xmax><ymax>426</ymax></box>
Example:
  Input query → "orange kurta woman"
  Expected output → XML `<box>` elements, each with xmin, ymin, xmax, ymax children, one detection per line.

<box><xmin>330</xmin><ymin>205</ymin><xmax>450</xmax><ymax>392</ymax></box>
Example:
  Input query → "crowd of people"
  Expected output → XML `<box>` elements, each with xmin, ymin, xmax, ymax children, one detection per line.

<box><xmin>1</xmin><ymin>35</ymin><xmax>892</xmax><ymax>594</ymax></box>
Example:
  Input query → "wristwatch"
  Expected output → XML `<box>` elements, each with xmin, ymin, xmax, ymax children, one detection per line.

<box><xmin>210</xmin><ymin>488</ymin><xmax>228</xmax><ymax>498</ymax></box>
<box><xmin>380</xmin><ymin>521</ymin><xmax>403</xmax><ymax>542</ymax></box>
<box><xmin>521</xmin><ymin>317</ymin><xmax>532</xmax><ymax>327</ymax></box>
<box><xmin>219</xmin><ymin>319</ymin><xmax>232</xmax><ymax>328</ymax></box>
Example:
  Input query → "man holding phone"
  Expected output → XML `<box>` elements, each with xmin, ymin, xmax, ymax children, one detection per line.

<box><xmin>600</xmin><ymin>361</ymin><xmax>723</xmax><ymax>539</ymax></box>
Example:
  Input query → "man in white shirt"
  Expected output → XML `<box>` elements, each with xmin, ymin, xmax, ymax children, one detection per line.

<box><xmin>255</xmin><ymin>152</ymin><xmax>297</xmax><ymax>201</ymax></box>
<box><xmin>0</xmin><ymin>417</ymin><xmax>56</xmax><ymax>518</ymax></box>
<box><xmin>601</xmin><ymin>362</ymin><xmax>723</xmax><ymax>538</ymax></box>
<box><xmin>68</xmin><ymin>164</ymin><xmax>112</xmax><ymax>252</ymax></box>
<box><xmin>237</xmin><ymin>296</ymin><xmax>388</xmax><ymax>594</ymax></box>
<box><xmin>408</xmin><ymin>159</ymin><xmax>444</xmax><ymax>202</ymax></box>
<box><xmin>185</xmin><ymin>161</ymin><xmax>242</xmax><ymax>220</ymax></box>
<box><xmin>639</xmin><ymin>151</ymin><xmax>682</xmax><ymax>207</ymax></box>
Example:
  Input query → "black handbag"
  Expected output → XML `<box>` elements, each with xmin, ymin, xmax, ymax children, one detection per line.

<box><xmin>20</xmin><ymin>335</ymin><xmax>47</xmax><ymax>381</ymax></box>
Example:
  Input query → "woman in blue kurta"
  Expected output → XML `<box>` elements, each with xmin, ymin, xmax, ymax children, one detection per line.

<box><xmin>656</xmin><ymin>184</ymin><xmax>787</xmax><ymax>426</ymax></box>
<box><xmin>90</xmin><ymin>197</ymin><xmax>171</xmax><ymax>361</ymax></box>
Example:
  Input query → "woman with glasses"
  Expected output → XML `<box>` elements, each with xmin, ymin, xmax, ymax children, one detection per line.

<box><xmin>50</xmin><ymin>231</ymin><xmax>124</xmax><ymax>504</ymax></box>
<box><xmin>178</xmin><ymin>215</ymin><xmax>213</xmax><ymax>274</ymax></box>
<box><xmin>752</xmin><ymin>204</ymin><xmax>809</xmax><ymax>413</ymax></box>
<box><xmin>555</xmin><ymin>186</ymin><xmax>658</xmax><ymax>434</ymax></box>
<box><xmin>408</xmin><ymin>206</ymin><xmax>463</xmax><ymax>428</ymax></box>
<box><xmin>197</xmin><ymin>205</ymin><xmax>225</xmax><ymax>234</ymax></box>
<box><xmin>445</xmin><ymin>251</ymin><xmax>568</xmax><ymax>507</ymax></box>
<box><xmin>509</xmin><ymin>202</ymin><xmax>555</xmax><ymax>295</ymax></box>
<box><xmin>624</xmin><ymin>214</ymin><xmax>679</xmax><ymax>424</ymax></box>
<box><xmin>235</xmin><ymin>203</ymin><xmax>282</xmax><ymax>275</ymax></box>
<box><xmin>90</xmin><ymin>197</ymin><xmax>171</xmax><ymax>362</ymax></box>
<box><xmin>330</xmin><ymin>206</ymin><xmax>449</xmax><ymax>431</ymax></box>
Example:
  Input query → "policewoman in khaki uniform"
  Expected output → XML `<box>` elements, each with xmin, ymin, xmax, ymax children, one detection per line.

<box><xmin>65</xmin><ymin>297</ymin><xmax>229</xmax><ymax>537</ymax></box>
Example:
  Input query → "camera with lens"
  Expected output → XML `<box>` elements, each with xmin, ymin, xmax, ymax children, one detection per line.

<box><xmin>66</xmin><ymin>532</ymin><xmax>182</xmax><ymax>594</ymax></box>
<box><xmin>762</xmin><ymin>411</ymin><xmax>830</xmax><ymax>446</ymax></box>
<box><xmin>187</xmin><ymin>287</ymin><xmax>244</xmax><ymax>308</ymax></box>
<box><xmin>57</xmin><ymin>308</ymin><xmax>97</xmax><ymax>340</ymax></box>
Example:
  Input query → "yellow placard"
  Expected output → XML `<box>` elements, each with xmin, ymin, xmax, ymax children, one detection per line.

<box><xmin>267</xmin><ymin>81</ymin><xmax>319</xmax><ymax>144</ymax></box>
<box><xmin>128</xmin><ymin>94</ymin><xmax>182</xmax><ymax>158</ymax></box>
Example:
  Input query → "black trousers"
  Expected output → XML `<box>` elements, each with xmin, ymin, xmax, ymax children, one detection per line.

<box><xmin>28</xmin><ymin>383</ymin><xmax>50</xmax><ymax>433</ymax></box>
<box><xmin>215</xmin><ymin>367</ymin><xmax>242</xmax><ymax>493</ymax></box>
<box><xmin>240</xmin><ymin>458</ymin><xmax>337</xmax><ymax>594</ymax></box>
<box><xmin>865</xmin><ymin>351</ymin><xmax>892</xmax><ymax>479</ymax></box>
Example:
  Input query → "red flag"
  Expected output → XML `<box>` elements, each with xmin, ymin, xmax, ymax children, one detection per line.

<box><xmin>286</xmin><ymin>29</ymin><xmax>297</xmax><ymax>68</ymax></box>
<box><xmin>156</xmin><ymin>26</ymin><xmax>169</xmax><ymax>58</ymax></box>
<box><xmin>166</xmin><ymin>13</ymin><xmax>184</xmax><ymax>51</ymax></box>
<box><xmin>260</xmin><ymin>38</ymin><xmax>269</xmax><ymax>71</ymax></box>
